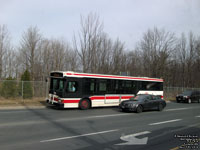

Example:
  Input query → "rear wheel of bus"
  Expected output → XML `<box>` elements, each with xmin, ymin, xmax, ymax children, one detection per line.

<box><xmin>79</xmin><ymin>99</ymin><xmax>91</xmax><ymax>110</ymax></box>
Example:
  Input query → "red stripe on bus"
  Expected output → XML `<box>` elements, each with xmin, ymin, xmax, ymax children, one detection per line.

<box><xmin>90</xmin><ymin>96</ymin><xmax>133</xmax><ymax>100</ymax></box>
<box><xmin>121</xmin><ymin>96</ymin><xmax>134</xmax><ymax>99</ymax></box>
<box><xmin>62</xmin><ymin>100</ymin><xmax>80</xmax><ymax>103</ymax></box>
<box><xmin>90</xmin><ymin>96</ymin><xmax>105</xmax><ymax>100</ymax></box>
<box><xmin>71</xmin><ymin>73</ymin><xmax>163</xmax><ymax>82</ymax></box>
<box><xmin>106</xmin><ymin>96</ymin><xmax>120</xmax><ymax>99</ymax></box>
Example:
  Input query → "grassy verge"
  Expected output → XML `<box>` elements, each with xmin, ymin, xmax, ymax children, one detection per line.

<box><xmin>0</xmin><ymin>97</ymin><xmax>46</xmax><ymax>107</ymax></box>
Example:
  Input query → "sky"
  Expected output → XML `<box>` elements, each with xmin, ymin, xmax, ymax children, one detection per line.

<box><xmin>0</xmin><ymin>0</ymin><xmax>200</xmax><ymax>49</ymax></box>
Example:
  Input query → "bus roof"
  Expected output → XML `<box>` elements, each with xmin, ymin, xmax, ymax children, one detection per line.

<box><xmin>51</xmin><ymin>71</ymin><xmax>163</xmax><ymax>82</ymax></box>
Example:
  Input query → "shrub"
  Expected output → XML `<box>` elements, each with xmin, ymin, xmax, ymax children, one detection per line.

<box><xmin>0</xmin><ymin>77</ymin><xmax>17</xmax><ymax>98</ymax></box>
<box><xmin>21</xmin><ymin>70</ymin><xmax>33</xmax><ymax>99</ymax></box>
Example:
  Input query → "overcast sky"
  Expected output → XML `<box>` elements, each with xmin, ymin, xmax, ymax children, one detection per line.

<box><xmin>0</xmin><ymin>0</ymin><xmax>200</xmax><ymax>49</ymax></box>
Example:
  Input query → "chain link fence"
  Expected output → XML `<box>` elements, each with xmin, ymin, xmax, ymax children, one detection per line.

<box><xmin>0</xmin><ymin>80</ymin><xmax>200</xmax><ymax>101</ymax></box>
<box><xmin>164</xmin><ymin>87</ymin><xmax>200</xmax><ymax>100</ymax></box>
<box><xmin>0</xmin><ymin>80</ymin><xmax>49</xmax><ymax>100</ymax></box>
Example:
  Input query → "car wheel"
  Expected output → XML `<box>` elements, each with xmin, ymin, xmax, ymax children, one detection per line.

<box><xmin>136</xmin><ymin>105</ymin><xmax>143</xmax><ymax>113</ymax></box>
<box><xmin>121</xmin><ymin>108</ymin><xmax>125</xmax><ymax>112</ymax></box>
<box><xmin>176</xmin><ymin>100</ymin><xmax>180</xmax><ymax>103</ymax></box>
<box><xmin>188</xmin><ymin>99</ymin><xmax>192</xmax><ymax>104</ymax></box>
<box><xmin>198</xmin><ymin>99</ymin><xmax>200</xmax><ymax>103</ymax></box>
<box><xmin>79</xmin><ymin>99</ymin><xmax>90</xmax><ymax>110</ymax></box>
<box><xmin>158</xmin><ymin>104</ymin><xmax>164</xmax><ymax>111</ymax></box>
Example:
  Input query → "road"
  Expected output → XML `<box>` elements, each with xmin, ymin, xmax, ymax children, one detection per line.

<box><xmin>0</xmin><ymin>102</ymin><xmax>200</xmax><ymax>150</ymax></box>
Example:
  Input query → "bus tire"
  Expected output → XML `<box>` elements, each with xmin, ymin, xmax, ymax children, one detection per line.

<box><xmin>79</xmin><ymin>99</ymin><xmax>90</xmax><ymax>110</ymax></box>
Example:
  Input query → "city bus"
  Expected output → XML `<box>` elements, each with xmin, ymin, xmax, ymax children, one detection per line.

<box><xmin>46</xmin><ymin>71</ymin><xmax>163</xmax><ymax>109</ymax></box>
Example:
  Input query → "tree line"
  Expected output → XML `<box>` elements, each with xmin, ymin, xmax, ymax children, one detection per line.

<box><xmin>0</xmin><ymin>13</ymin><xmax>200</xmax><ymax>88</ymax></box>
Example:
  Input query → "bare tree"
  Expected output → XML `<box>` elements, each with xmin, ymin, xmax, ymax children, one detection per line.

<box><xmin>0</xmin><ymin>25</ymin><xmax>11</xmax><ymax>79</ymax></box>
<box><xmin>138</xmin><ymin>27</ymin><xmax>176</xmax><ymax>79</ymax></box>
<box><xmin>73</xmin><ymin>13</ymin><xmax>104</xmax><ymax>73</ymax></box>
<box><xmin>19</xmin><ymin>26</ymin><xmax>42</xmax><ymax>80</ymax></box>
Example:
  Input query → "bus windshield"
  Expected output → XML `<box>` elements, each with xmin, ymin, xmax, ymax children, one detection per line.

<box><xmin>50</xmin><ymin>78</ymin><xmax>65</xmax><ymax>96</ymax></box>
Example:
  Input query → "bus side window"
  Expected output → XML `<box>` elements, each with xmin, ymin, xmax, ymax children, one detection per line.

<box><xmin>141</xmin><ymin>81</ymin><xmax>147</xmax><ymax>90</ymax></box>
<box><xmin>99</xmin><ymin>80</ymin><xmax>107</xmax><ymax>92</ymax></box>
<box><xmin>106</xmin><ymin>79</ymin><xmax>113</xmax><ymax>94</ymax></box>
<box><xmin>90</xmin><ymin>81</ymin><xmax>95</xmax><ymax>93</ymax></box>
<box><xmin>67</xmin><ymin>81</ymin><xmax>78</xmax><ymax>92</ymax></box>
<box><xmin>84</xmin><ymin>79</ymin><xmax>96</xmax><ymax>94</ymax></box>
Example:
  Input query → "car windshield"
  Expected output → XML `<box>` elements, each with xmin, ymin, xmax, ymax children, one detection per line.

<box><xmin>182</xmin><ymin>91</ymin><xmax>193</xmax><ymax>96</ymax></box>
<box><xmin>130</xmin><ymin>95</ymin><xmax>147</xmax><ymax>101</ymax></box>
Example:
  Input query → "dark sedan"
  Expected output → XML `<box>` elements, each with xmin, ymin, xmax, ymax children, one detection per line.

<box><xmin>119</xmin><ymin>94</ymin><xmax>166</xmax><ymax>113</ymax></box>
<box><xmin>176</xmin><ymin>90</ymin><xmax>200</xmax><ymax>103</ymax></box>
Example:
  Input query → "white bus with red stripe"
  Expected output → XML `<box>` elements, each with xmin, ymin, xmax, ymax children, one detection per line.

<box><xmin>46</xmin><ymin>71</ymin><xmax>163</xmax><ymax>109</ymax></box>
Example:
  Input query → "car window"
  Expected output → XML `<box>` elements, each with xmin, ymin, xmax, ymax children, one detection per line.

<box><xmin>132</xmin><ymin>95</ymin><xmax>148</xmax><ymax>101</ymax></box>
<box><xmin>182</xmin><ymin>91</ymin><xmax>193</xmax><ymax>96</ymax></box>
<box><xmin>147</xmin><ymin>95</ymin><xmax>153</xmax><ymax>100</ymax></box>
<box><xmin>152</xmin><ymin>95</ymin><xmax>158</xmax><ymax>100</ymax></box>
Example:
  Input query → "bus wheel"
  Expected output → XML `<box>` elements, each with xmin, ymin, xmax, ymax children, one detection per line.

<box><xmin>79</xmin><ymin>99</ymin><xmax>90</xmax><ymax>110</ymax></box>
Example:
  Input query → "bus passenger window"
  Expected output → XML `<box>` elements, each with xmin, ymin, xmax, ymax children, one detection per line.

<box><xmin>99</xmin><ymin>81</ymin><xmax>107</xmax><ymax>92</ymax></box>
<box><xmin>90</xmin><ymin>82</ymin><xmax>95</xmax><ymax>92</ymax></box>
<box><xmin>67</xmin><ymin>81</ymin><xmax>77</xmax><ymax>92</ymax></box>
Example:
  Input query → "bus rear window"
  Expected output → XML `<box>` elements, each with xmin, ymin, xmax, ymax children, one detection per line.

<box><xmin>141</xmin><ymin>82</ymin><xmax>163</xmax><ymax>91</ymax></box>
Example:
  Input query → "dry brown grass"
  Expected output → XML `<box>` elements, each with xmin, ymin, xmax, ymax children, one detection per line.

<box><xmin>0</xmin><ymin>97</ymin><xmax>46</xmax><ymax>107</ymax></box>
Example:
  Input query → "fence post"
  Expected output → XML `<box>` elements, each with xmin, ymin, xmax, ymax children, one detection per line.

<box><xmin>22</xmin><ymin>81</ymin><xmax>24</xmax><ymax>102</ymax></box>
<box><xmin>46</xmin><ymin>80</ymin><xmax>48</xmax><ymax>99</ymax></box>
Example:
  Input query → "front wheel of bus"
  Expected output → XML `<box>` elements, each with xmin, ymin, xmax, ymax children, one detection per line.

<box><xmin>79</xmin><ymin>99</ymin><xmax>90</xmax><ymax>110</ymax></box>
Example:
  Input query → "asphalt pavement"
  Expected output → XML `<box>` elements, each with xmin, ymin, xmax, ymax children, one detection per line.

<box><xmin>0</xmin><ymin>102</ymin><xmax>200</xmax><ymax>150</ymax></box>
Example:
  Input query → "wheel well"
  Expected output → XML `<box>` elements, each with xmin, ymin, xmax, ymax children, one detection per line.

<box><xmin>138</xmin><ymin>104</ymin><xmax>143</xmax><ymax>110</ymax></box>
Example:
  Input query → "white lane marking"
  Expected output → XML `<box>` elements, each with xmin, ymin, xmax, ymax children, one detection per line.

<box><xmin>40</xmin><ymin>129</ymin><xmax>118</xmax><ymax>143</ymax></box>
<box><xmin>86</xmin><ymin>113</ymin><xmax>130</xmax><ymax>119</ymax></box>
<box><xmin>121</xmin><ymin>131</ymin><xmax>151</xmax><ymax>140</ymax></box>
<box><xmin>149</xmin><ymin>119</ymin><xmax>182</xmax><ymax>125</ymax></box>
<box><xmin>165</xmin><ymin>107</ymin><xmax>191</xmax><ymax>111</ymax></box>
<box><xmin>196</xmin><ymin>115</ymin><xmax>200</xmax><ymax>118</ymax></box>
<box><xmin>116</xmin><ymin>131</ymin><xmax>151</xmax><ymax>145</ymax></box>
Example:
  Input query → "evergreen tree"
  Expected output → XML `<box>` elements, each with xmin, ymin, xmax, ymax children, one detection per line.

<box><xmin>21</xmin><ymin>70</ymin><xmax>33</xmax><ymax>99</ymax></box>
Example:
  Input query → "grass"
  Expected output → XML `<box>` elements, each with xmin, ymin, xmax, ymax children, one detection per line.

<box><xmin>0</xmin><ymin>97</ymin><xmax>46</xmax><ymax>107</ymax></box>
